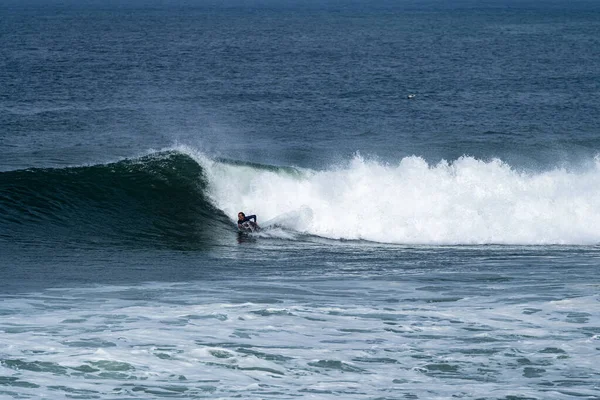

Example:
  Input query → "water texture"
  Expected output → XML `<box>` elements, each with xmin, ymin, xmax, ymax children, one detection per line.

<box><xmin>1</xmin><ymin>1</ymin><xmax>600</xmax><ymax>399</ymax></box>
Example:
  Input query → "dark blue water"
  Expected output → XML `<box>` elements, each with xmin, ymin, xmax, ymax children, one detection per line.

<box><xmin>2</xmin><ymin>0</ymin><xmax>600</xmax><ymax>171</ymax></box>
<box><xmin>1</xmin><ymin>2</ymin><xmax>599</xmax><ymax>399</ymax></box>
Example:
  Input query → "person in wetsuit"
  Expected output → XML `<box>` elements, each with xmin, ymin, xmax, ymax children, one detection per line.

<box><xmin>237</xmin><ymin>212</ymin><xmax>258</xmax><ymax>231</ymax></box>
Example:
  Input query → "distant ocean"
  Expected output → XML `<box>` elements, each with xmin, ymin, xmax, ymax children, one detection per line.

<box><xmin>1</xmin><ymin>1</ymin><xmax>599</xmax><ymax>399</ymax></box>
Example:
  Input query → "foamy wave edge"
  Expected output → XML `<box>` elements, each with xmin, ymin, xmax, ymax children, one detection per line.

<box><xmin>174</xmin><ymin>145</ymin><xmax>600</xmax><ymax>245</ymax></box>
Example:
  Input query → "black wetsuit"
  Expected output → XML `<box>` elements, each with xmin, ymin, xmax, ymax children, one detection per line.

<box><xmin>237</xmin><ymin>215</ymin><xmax>257</xmax><ymax>229</ymax></box>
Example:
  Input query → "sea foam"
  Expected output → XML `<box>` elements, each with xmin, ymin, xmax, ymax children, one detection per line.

<box><xmin>187</xmin><ymin>147</ymin><xmax>600</xmax><ymax>245</ymax></box>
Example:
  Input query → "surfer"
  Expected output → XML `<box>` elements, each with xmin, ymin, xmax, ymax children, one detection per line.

<box><xmin>237</xmin><ymin>212</ymin><xmax>259</xmax><ymax>232</ymax></box>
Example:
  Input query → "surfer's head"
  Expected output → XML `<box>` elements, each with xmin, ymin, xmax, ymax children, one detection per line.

<box><xmin>238</xmin><ymin>212</ymin><xmax>245</xmax><ymax>221</ymax></box>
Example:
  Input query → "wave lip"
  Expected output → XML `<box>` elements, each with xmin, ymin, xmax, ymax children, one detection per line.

<box><xmin>198</xmin><ymin>151</ymin><xmax>600</xmax><ymax>245</ymax></box>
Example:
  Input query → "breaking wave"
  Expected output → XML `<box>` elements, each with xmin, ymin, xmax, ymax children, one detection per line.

<box><xmin>2</xmin><ymin>146</ymin><xmax>600</xmax><ymax>247</ymax></box>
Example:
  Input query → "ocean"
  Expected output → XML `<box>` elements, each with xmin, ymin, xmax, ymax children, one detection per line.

<box><xmin>1</xmin><ymin>1</ymin><xmax>599</xmax><ymax>398</ymax></box>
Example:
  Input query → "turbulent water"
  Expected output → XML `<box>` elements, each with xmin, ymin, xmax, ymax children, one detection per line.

<box><xmin>1</xmin><ymin>1</ymin><xmax>600</xmax><ymax>399</ymax></box>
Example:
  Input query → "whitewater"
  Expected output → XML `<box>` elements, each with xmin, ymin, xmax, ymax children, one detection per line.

<box><xmin>182</xmin><ymin>147</ymin><xmax>600</xmax><ymax>245</ymax></box>
<box><xmin>1</xmin><ymin>245</ymin><xmax>599</xmax><ymax>400</ymax></box>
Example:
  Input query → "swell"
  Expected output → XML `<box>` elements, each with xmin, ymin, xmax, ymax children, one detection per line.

<box><xmin>0</xmin><ymin>151</ymin><xmax>231</xmax><ymax>249</ymax></box>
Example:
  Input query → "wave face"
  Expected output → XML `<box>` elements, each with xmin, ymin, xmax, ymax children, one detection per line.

<box><xmin>0</xmin><ymin>152</ymin><xmax>230</xmax><ymax>249</ymax></box>
<box><xmin>2</xmin><ymin>148</ymin><xmax>600</xmax><ymax>247</ymax></box>
<box><xmin>199</xmin><ymin>151</ymin><xmax>600</xmax><ymax>245</ymax></box>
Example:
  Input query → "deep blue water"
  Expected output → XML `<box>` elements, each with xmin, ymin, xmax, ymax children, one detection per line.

<box><xmin>1</xmin><ymin>2</ymin><xmax>599</xmax><ymax>399</ymax></box>
<box><xmin>2</xmin><ymin>0</ymin><xmax>600</xmax><ymax>171</ymax></box>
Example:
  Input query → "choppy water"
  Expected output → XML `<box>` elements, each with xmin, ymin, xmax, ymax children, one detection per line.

<box><xmin>1</xmin><ymin>1</ymin><xmax>600</xmax><ymax>399</ymax></box>
<box><xmin>2</xmin><ymin>245</ymin><xmax>599</xmax><ymax>399</ymax></box>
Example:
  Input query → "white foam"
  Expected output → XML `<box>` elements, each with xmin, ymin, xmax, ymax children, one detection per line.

<box><xmin>2</xmin><ymin>281</ymin><xmax>598</xmax><ymax>399</ymax></box>
<box><xmin>182</xmin><ymin>146</ymin><xmax>600</xmax><ymax>245</ymax></box>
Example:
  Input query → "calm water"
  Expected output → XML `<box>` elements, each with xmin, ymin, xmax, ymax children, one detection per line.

<box><xmin>1</xmin><ymin>1</ymin><xmax>599</xmax><ymax>399</ymax></box>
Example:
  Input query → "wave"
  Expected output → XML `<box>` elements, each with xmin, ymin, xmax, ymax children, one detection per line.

<box><xmin>0</xmin><ymin>151</ymin><xmax>230</xmax><ymax>249</ymax></box>
<box><xmin>199</xmin><ymin>148</ymin><xmax>600</xmax><ymax>245</ymax></box>
<box><xmin>2</xmin><ymin>147</ymin><xmax>600</xmax><ymax>247</ymax></box>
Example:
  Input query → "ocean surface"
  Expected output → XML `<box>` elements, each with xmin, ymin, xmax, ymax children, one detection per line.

<box><xmin>1</xmin><ymin>1</ymin><xmax>600</xmax><ymax>399</ymax></box>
